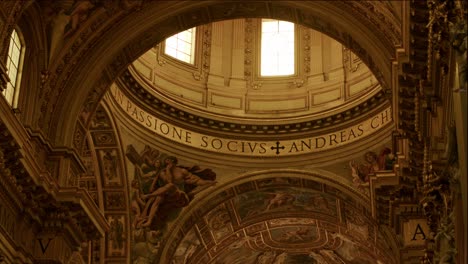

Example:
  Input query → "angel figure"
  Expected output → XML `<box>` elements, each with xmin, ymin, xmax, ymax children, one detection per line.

<box><xmin>264</xmin><ymin>191</ymin><xmax>296</xmax><ymax>211</ymax></box>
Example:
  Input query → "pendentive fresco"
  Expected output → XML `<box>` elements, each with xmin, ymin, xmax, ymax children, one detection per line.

<box><xmin>126</xmin><ymin>144</ymin><xmax>217</xmax><ymax>262</ymax></box>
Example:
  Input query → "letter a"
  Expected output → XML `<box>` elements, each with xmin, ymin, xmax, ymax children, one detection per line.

<box><xmin>411</xmin><ymin>224</ymin><xmax>426</xmax><ymax>241</ymax></box>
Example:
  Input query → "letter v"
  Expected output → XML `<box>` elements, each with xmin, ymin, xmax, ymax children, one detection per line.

<box><xmin>38</xmin><ymin>238</ymin><xmax>53</xmax><ymax>254</ymax></box>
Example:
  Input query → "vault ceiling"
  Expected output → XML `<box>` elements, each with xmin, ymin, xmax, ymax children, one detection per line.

<box><xmin>21</xmin><ymin>1</ymin><xmax>404</xmax><ymax>263</ymax></box>
<box><xmin>128</xmin><ymin>20</ymin><xmax>383</xmax><ymax>124</ymax></box>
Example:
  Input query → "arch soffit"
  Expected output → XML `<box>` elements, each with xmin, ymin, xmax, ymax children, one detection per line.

<box><xmin>159</xmin><ymin>169</ymin><xmax>382</xmax><ymax>263</ymax></box>
<box><xmin>17</xmin><ymin>2</ymin><xmax>49</xmax><ymax>127</ymax></box>
<box><xmin>43</xmin><ymin>1</ymin><xmax>401</xmax><ymax>148</ymax></box>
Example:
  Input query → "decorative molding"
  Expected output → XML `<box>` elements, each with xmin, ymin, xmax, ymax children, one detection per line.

<box><xmin>116</xmin><ymin>69</ymin><xmax>390</xmax><ymax>137</ymax></box>
<box><xmin>159</xmin><ymin>173</ymin><xmax>396</xmax><ymax>263</ymax></box>
<box><xmin>37</xmin><ymin>1</ymin><xmax>398</xmax><ymax>145</ymax></box>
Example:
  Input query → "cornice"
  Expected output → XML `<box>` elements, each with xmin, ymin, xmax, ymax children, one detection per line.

<box><xmin>0</xmin><ymin>122</ymin><xmax>105</xmax><ymax>242</ymax></box>
<box><xmin>0</xmin><ymin>103</ymin><xmax>107</xmax><ymax>247</ymax></box>
<box><xmin>117</xmin><ymin>69</ymin><xmax>390</xmax><ymax>139</ymax></box>
<box><xmin>56</xmin><ymin>187</ymin><xmax>109</xmax><ymax>237</ymax></box>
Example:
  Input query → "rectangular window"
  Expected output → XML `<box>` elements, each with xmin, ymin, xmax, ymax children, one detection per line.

<box><xmin>164</xmin><ymin>28</ymin><xmax>196</xmax><ymax>64</ymax></box>
<box><xmin>3</xmin><ymin>29</ymin><xmax>23</xmax><ymax>106</ymax></box>
<box><xmin>261</xmin><ymin>19</ymin><xmax>295</xmax><ymax>76</ymax></box>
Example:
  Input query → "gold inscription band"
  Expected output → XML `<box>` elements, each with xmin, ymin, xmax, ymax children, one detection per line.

<box><xmin>110</xmin><ymin>86</ymin><xmax>392</xmax><ymax>157</ymax></box>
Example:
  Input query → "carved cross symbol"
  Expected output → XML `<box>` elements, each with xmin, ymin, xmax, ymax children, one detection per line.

<box><xmin>271</xmin><ymin>141</ymin><xmax>285</xmax><ymax>155</ymax></box>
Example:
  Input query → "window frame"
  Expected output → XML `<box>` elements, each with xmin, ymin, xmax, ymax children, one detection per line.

<box><xmin>260</xmin><ymin>19</ymin><xmax>296</xmax><ymax>77</ymax></box>
<box><xmin>3</xmin><ymin>27</ymin><xmax>25</xmax><ymax>108</ymax></box>
<box><xmin>252</xmin><ymin>18</ymin><xmax>301</xmax><ymax>84</ymax></box>
<box><xmin>163</xmin><ymin>27</ymin><xmax>197</xmax><ymax>66</ymax></box>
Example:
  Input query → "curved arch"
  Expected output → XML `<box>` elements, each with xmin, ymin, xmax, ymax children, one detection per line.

<box><xmin>38</xmin><ymin>1</ymin><xmax>400</xmax><ymax>148</ymax></box>
<box><xmin>156</xmin><ymin>169</ymin><xmax>396</xmax><ymax>264</ymax></box>
<box><xmin>16</xmin><ymin>2</ymin><xmax>49</xmax><ymax>127</ymax></box>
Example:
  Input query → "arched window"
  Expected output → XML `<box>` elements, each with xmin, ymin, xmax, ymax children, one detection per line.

<box><xmin>260</xmin><ymin>19</ymin><xmax>295</xmax><ymax>76</ymax></box>
<box><xmin>3</xmin><ymin>29</ymin><xmax>24</xmax><ymax>107</ymax></box>
<box><xmin>164</xmin><ymin>28</ymin><xmax>196</xmax><ymax>64</ymax></box>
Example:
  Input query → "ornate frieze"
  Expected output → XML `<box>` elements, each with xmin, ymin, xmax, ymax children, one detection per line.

<box><xmin>116</xmin><ymin>70</ymin><xmax>389</xmax><ymax>137</ymax></box>
<box><xmin>109</xmin><ymin>85</ymin><xmax>392</xmax><ymax>157</ymax></box>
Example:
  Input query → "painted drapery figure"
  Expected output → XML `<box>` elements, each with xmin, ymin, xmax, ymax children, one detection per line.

<box><xmin>126</xmin><ymin>144</ymin><xmax>217</xmax><ymax>262</ymax></box>
<box><xmin>127</xmin><ymin>145</ymin><xmax>216</xmax><ymax>229</ymax></box>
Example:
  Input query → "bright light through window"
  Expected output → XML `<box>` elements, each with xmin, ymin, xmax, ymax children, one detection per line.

<box><xmin>3</xmin><ymin>29</ymin><xmax>23</xmax><ymax>106</ymax></box>
<box><xmin>165</xmin><ymin>28</ymin><xmax>196</xmax><ymax>64</ymax></box>
<box><xmin>261</xmin><ymin>19</ymin><xmax>295</xmax><ymax>76</ymax></box>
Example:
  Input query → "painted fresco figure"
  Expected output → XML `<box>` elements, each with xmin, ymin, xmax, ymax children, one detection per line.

<box><xmin>265</xmin><ymin>192</ymin><xmax>296</xmax><ymax>211</ymax></box>
<box><xmin>127</xmin><ymin>145</ymin><xmax>166</xmax><ymax>228</ymax></box>
<box><xmin>137</xmin><ymin>177</ymin><xmax>186</xmax><ymax>228</ymax></box>
<box><xmin>138</xmin><ymin>146</ymin><xmax>162</xmax><ymax>194</ymax></box>
<box><xmin>109</xmin><ymin>216</ymin><xmax>124</xmax><ymax>250</ymax></box>
<box><xmin>138</xmin><ymin>156</ymin><xmax>216</xmax><ymax>227</ymax></box>
<box><xmin>363</xmin><ymin>151</ymin><xmax>379</xmax><ymax>175</ymax></box>
<box><xmin>130</xmin><ymin>179</ymin><xmax>146</xmax><ymax>228</ymax></box>
<box><xmin>162</xmin><ymin>156</ymin><xmax>217</xmax><ymax>197</ymax></box>
<box><xmin>126</xmin><ymin>145</ymin><xmax>217</xmax><ymax>229</ymax></box>
<box><xmin>349</xmin><ymin>150</ymin><xmax>381</xmax><ymax>191</ymax></box>
<box><xmin>133</xmin><ymin>150</ymin><xmax>177</xmax><ymax>228</ymax></box>
<box><xmin>378</xmin><ymin>147</ymin><xmax>395</xmax><ymax>170</ymax></box>
<box><xmin>102</xmin><ymin>150</ymin><xmax>118</xmax><ymax>180</ymax></box>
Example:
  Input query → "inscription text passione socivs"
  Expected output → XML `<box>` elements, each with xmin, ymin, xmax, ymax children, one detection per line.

<box><xmin>111</xmin><ymin>86</ymin><xmax>392</xmax><ymax>157</ymax></box>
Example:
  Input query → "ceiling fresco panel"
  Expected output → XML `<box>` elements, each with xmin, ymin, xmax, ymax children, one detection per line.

<box><xmin>157</xmin><ymin>172</ymin><xmax>392</xmax><ymax>263</ymax></box>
